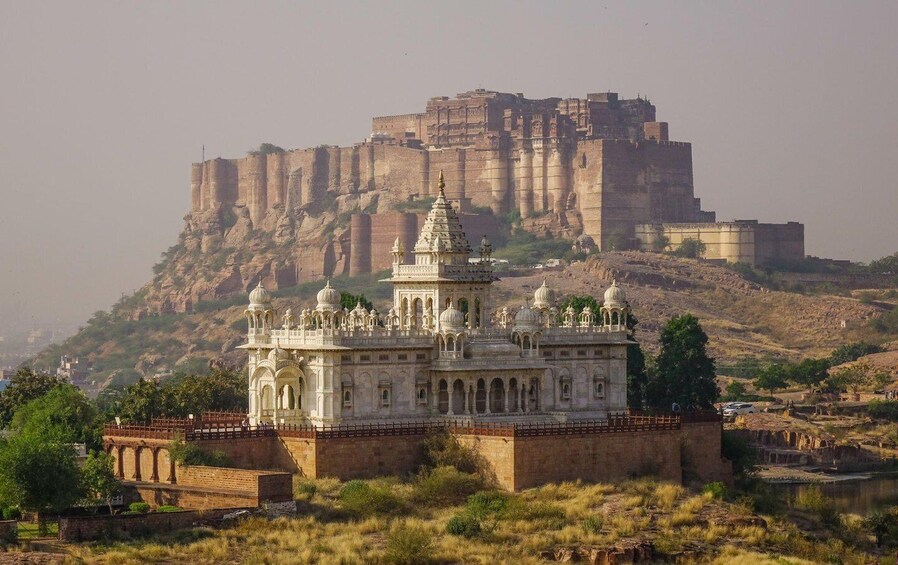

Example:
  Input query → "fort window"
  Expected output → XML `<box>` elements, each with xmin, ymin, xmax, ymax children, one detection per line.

<box><xmin>360</xmin><ymin>355</ymin><xmax>371</xmax><ymax>362</ymax></box>
<box><xmin>398</xmin><ymin>354</ymin><xmax>408</xmax><ymax>361</ymax></box>
<box><xmin>341</xmin><ymin>355</ymin><xmax>351</xmax><ymax>363</ymax></box>
<box><xmin>560</xmin><ymin>350</ymin><xmax>570</xmax><ymax>357</ymax></box>
<box><xmin>343</xmin><ymin>389</ymin><xmax>353</xmax><ymax>408</ymax></box>
<box><xmin>416</xmin><ymin>353</ymin><xmax>426</xmax><ymax>361</ymax></box>
<box><xmin>577</xmin><ymin>350</ymin><xmax>587</xmax><ymax>357</ymax></box>
<box><xmin>594</xmin><ymin>381</ymin><xmax>605</xmax><ymax>398</ymax></box>
<box><xmin>542</xmin><ymin>351</ymin><xmax>552</xmax><ymax>357</ymax></box>
<box><xmin>379</xmin><ymin>354</ymin><xmax>389</xmax><ymax>361</ymax></box>
<box><xmin>381</xmin><ymin>389</ymin><xmax>391</xmax><ymax>407</ymax></box>
<box><xmin>417</xmin><ymin>387</ymin><xmax>427</xmax><ymax>405</ymax></box>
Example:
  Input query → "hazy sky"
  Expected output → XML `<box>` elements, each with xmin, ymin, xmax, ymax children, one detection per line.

<box><xmin>1</xmin><ymin>1</ymin><xmax>896</xmax><ymax>331</ymax></box>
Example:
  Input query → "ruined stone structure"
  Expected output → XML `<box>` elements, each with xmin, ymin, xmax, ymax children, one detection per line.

<box><xmin>634</xmin><ymin>221</ymin><xmax>805</xmax><ymax>266</ymax></box>
<box><xmin>244</xmin><ymin>175</ymin><xmax>631</xmax><ymax>425</ymax></box>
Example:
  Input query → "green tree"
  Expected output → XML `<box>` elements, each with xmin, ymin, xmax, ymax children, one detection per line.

<box><xmin>10</xmin><ymin>385</ymin><xmax>101</xmax><ymax>451</ymax></box>
<box><xmin>788</xmin><ymin>358</ymin><xmax>831</xmax><ymax>394</ymax></box>
<box><xmin>0</xmin><ymin>369</ymin><xmax>64</xmax><ymax>428</ymax></box>
<box><xmin>829</xmin><ymin>342</ymin><xmax>884</xmax><ymax>366</ymax></box>
<box><xmin>0</xmin><ymin>433</ymin><xmax>83</xmax><ymax>534</ymax></box>
<box><xmin>167</xmin><ymin>369</ymin><xmax>246</xmax><ymax>417</ymax></box>
<box><xmin>118</xmin><ymin>378</ymin><xmax>173</xmax><ymax>424</ymax></box>
<box><xmin>869</xmin><ymin>252</ymin><xmax>898</xmax><ymax>275</ymax></box>
<box><xmin>670</xmin><ymin>238</ymin><xmax>707</xmax><ymax>259</ymax></box>
<box><xmin>81</xmin><ymin>451</ymin><xmax>122</xmax><ymax>515</ymax></box>
<box><xmin>826</xmin><ymin>362</ymin><xmax>885</xmax><ymax>397</ymax></box>
<box><xmin>646</xmin><ymin>314</ymin><xmax>718</xmax><ymax>410</ymax></box>
<box><xmin>340</xmin><ymin>292</ymin><xmax>374</xmax><ymax>312</ymax></box>
<box><xmin>753</xmin><ymin>364</ymin><xmax>790</xmax><ymax>394</ymax></box>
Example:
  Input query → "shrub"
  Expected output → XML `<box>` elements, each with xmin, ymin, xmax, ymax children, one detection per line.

<box><xmin>794</xmin><ymin>486</ymin><xmax>840</xmax><ymax>526</ymax></box>
<box><xmin>421</xmin><ymin>432</ymin><xmax>483</xmax><ymax>475</ymax></box>
<box><xmin>412</xmin><ymin>466</ymin><xmax>484</xmax><ymax>506</ymax></box>
<box><xmin>868</xmin><ymin>400</ymin><xmax>898</xmax><ymax>422</ymax></box>
<box><xmin>295</xmin><ymin>480</ymin><xmax>318</xmax><ymax>499</ymax></box>
<box><xmin>169</xmin><ymin>440</ymin><xmax>235</xmax><ymax>468</ymax></box>
<box><xmin>702</xmin><ymin>481</ymin><xmax>727</xmax><ymax>500</ymax></box>
<box><xmin>339</xmin><ymin>480</ymin><xmax>404</xmax><ymax>517</ymax></box>
<box><xmin>155</xmin><ymin>505</ymin><xmax>182</xmax><ymax>513</ymax></box>
<box><xmin>446</xmin><ymin>513</ymin><xmax>482</xmax><ymax>538</ymax></box>
<box><xmin>582</xmin><ymin>514</ymin><xmax>603</xmax><ymax>534</ymax></box>
<box><xmin>1</xmin><ymin>506</ymin><xmax>21</xmax><ymax>521</ymax></box>
<box><xmin>384</xmin><ymin>523</ymin><xmax>434</xmax><ymax>565</ymax></box>
<box><xmin>128</xmin><ymin>502</ymin><xmax>151</xmax><ymax>514</ymax></box>
<box><xmin>466</xmin><ymin>491</ymin><xmax>510</xmax><ymax>533</ymax></box>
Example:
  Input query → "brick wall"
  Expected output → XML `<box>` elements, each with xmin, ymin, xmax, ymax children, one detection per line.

<box><xmin>58</xmin><ymin>508</ymin><xmax>244</xmax><ymax>542</ymax></box>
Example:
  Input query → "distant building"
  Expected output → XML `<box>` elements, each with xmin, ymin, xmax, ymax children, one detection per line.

<box><xmin>634</xmin><ymin>221</ymin><xmax>805</xmax><ymax>266</ymax></box>
<box><xmin>57</xmin><ymin>355</ymin><xmax>90</xmax><ymax>382</ymax></box>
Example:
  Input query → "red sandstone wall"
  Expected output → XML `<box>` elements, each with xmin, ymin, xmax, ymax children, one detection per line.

<box><xmin>510</xmin><ymin>430</ymin><xmax>682</xmax><ymax>490</ymax></box>
<box><xmin>679</xmin><ymin>422</ymin><xmax>733</xmax><ymax>486</ymax></box>
<box><xmin>59</xmin><ymin>508</ymin><xmax>244</xmax><ymax>542</ymax></box>
<box><xmin>313</xmin><ymin>434</ymin><xmax>427</xmax><ymax>480</ymax></box>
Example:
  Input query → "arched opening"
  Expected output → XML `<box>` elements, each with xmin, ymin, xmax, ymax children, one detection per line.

<box><xmin>412</xmin><ymin>297</ymin><xmax>423</xmax><ymax>329</ymax></box>
<box><xmin>425</xmin><ymin>297</ymin><xmax>434</xmax><ymax>329</ymax></box>
<box><xmin>279</xmin><ymin>384</ymin><xmax>295</xmax><ymax>410</ymax></box>
<box><xmin>451</xmin><ymin>379</ymin><xmax>465</xmax><ymax>414</ymax></box>
<box><xmin>458</xmin><ymin>298</ymin><xmax>470</xmax><ymax>328</ymax></box>
<box><xmin>401</xmin><ymin>297</ymin><xmax>409</xmax><ymax>329</ymax></box>
<box><xmin>489</xmin><ymin>378</ymin><xmax>505</xmax><ymax>413</ymax></box>
<box><xmin>381</xmin><ymin>388</ymin><xmax>391</xmax><ymax>407</ymax></box>
<box><xmin>528</xmin><ymin>378</ymin><xmax>540</xmax><ymax>411</ymax></box>
<box><xmin>475</xmin><ymin>379</ymin><xmax>487</xmax><ymax>413</ymax></box>
<box><xmin>508</xmin><ymin>378</ymin><xmax>519</xmax><ymax>412</ymax></box>
<box><xmin>438</xmin><ymin>379</ymin><xmax>449</xmax><ymax>414</ymax></box>
<box><xmin>474</xmin><ymin>298</ymin><xmax>482</xmax><ymax>328</ymax></box>
<box><xmin>343</xmin><ymin>389</ymin><xmax>353</xmax><ymax>407</ymax></box>
<box><xmin>522</xmin><ymin>334</ymin><xmax>531</xmax><ymax>350</ymax></box>
<box><xmin>261</xmin><ymin>385</ymin><xmax>274</xmax><ymax>415</ymax></box>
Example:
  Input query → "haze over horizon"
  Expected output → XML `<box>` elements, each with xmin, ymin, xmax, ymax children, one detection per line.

<box><xmin>1</xmin><ymin>1</ymin><xmax>896</xmax><ymax>331</ymax></box>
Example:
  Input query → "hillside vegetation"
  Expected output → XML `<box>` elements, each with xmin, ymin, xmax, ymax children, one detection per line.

<box><xmin>30</xmin><ymin>251</ymin><xmax>895</xmax><ymax>391</ymax></box>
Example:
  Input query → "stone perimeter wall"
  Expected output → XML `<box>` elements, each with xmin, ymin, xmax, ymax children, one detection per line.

<box><xmin>58</xmin><ymin>508</ymin><xmax>247</xmax><ymax>542</ymax></box>
<box><xmin>108</xmin><ymin>421</ymin><xmax>729</xmax><ymax>493</ymax></box>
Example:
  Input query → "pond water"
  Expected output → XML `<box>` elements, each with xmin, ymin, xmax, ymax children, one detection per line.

<box><xmin>772</xmin><ymin>475</ymin><xmax>898</xmax><ymax>515</ymax></box>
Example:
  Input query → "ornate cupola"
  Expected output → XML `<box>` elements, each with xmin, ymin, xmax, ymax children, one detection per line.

<box><xmin>245</xmin><ymin>281</ymin><xmax>275</xmax><ymax>335</ymax></box>
<box><xmin>600</xmin><ymin>280</ymin><xmax>629</xmax><ymax>330</ymax></box>
<box><xmin>533</xmin><ymin>279</ymin><xmax>555</xmax><ymax>309</ymax></box>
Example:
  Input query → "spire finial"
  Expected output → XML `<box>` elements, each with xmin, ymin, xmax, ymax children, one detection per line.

<box><xmin>437</xmin><ymin>170</ymin><xmax>445</xmax><ymax>198</ymax></box>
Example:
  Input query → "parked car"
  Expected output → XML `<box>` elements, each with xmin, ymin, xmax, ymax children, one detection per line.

<box><xmin>723</xmin><ymin>402</ymin><xmax>756</xmax><ymax>417</ymax></box>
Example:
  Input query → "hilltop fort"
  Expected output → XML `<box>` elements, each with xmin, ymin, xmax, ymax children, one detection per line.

<box><xmin>151</xmin><ymin>89</ymin><xmax>803</xmax><ymax>314</ymax></box>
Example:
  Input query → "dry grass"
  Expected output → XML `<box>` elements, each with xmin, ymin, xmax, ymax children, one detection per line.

<box><xmin>64</xmin><ymin>476</ymin><xmax>880</xmax><ymax>564</ymax></box>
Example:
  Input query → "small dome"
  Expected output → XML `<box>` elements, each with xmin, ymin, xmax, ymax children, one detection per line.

<box><xmin>533</xmin><ymin>280</ymin><xmax>555</xmax><ymax>308</ymax></box>
<box><xmin>513</xmin><ymin>305</ymin><xmax>540</xmax><ymax>330</ymax></box>
<box><xmin>603</xmin><ymin>279</ymin><xmax>626</xmax><ymax>307</ymax></box>
<box><xmin>267</xmin><ymin>347</ymin><xmax>288</xmax><ymax>361</ymax></box>
<box><xmin>316</xmin><ymin>279</ymin><xmax>341</xmax><ymax>309</ymax></box>
<box><xmin>439</xmin><ymin>302</ymin><xmax>466</xmax><ymax>330</ymax></box>
<box><xmin>249</xmin><ymin>281</ymin><xmax>272</xmax><ymax>306</ymax></box>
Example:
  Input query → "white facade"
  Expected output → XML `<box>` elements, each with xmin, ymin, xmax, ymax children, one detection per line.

<box><xmin>244</xmin><ymin>173</ymin><xmax>632</xmax><ymax>426</ymax></box>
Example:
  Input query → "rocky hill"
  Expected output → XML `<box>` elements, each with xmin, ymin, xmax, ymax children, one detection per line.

<box><xmin>30</xmin><ymin>244</ymin><xmax>891</xmax><ymax>391</ymax></box>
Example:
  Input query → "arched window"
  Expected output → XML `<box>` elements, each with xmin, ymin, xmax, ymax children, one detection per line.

<box><xmin>381</xmin><ymin>388</ymin><xmax>391</xmax><ymax>407</ymax></box>
<box><xmin>417</xmin><ymin>387</ymin><xmax>427</xmax><ymax>405</ymax></box>
<box><xmin>562</xmin><ymin>382</ymin><xmax>571</xmax><ymax>400</ymax></box>
<box><xmin>343</xmin><ymin>389</ymin><xmax>353</xmax><ymax>407</ymax></box>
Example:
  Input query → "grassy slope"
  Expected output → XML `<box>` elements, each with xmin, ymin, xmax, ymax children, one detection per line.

<box><xmin>66</xmin><ymin>478</ymin><xmax>879</xmax><ymax>564</ymax></box>
<box><xmin>30</xmin><ymin>251</ymin><xmax>895</xmax><ymax>390</ymax></box>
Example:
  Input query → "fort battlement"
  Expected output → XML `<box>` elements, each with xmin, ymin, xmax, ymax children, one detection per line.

<box><xmin>189</xmin><ymin>89</ymin><xmax>710</xmax><ymax>253</ymax></box>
